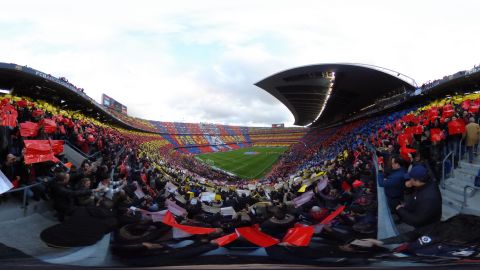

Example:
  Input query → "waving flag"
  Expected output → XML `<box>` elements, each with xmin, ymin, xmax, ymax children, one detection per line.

<box><xmin>23</xmin><ymin>140</ymin><xmax>60</xmax><ymax>164</ymax></box>
<box><xmin>282</xmin><ymin>226</ymin><xmax>314</xmax><ymax>246</ymax></box>
<box><xmin>20</xmin><ymin>122</ymin><xmax>40</xmax><ymax>137</ymax></box>
<box><xmin>40</xmin><ymin>118</ymin><xmax>57</xmax><ymax>134</ymax></box>
<box><xmin>236</xmin><ymin>226</ymin><xmax>279</xmax><ymax>247</ymax></box>
<box><xmin>448</xmin><ymin>119</ymin><xmax>466</xmax><ymax>135</ymax></box>
<box><xmin>1</xmin><ymin>104</ymin><xmax>18</xmax><ymax>127</ymax></box>
<box><xmin>320</xmin><ymin>205</ymin><xmax>346</xmax><ymax>225</ymax></box>
<box><xmin>163</xmin><ymin>211</ymin><xmax>216</xmax><ymax>234</ymax></box>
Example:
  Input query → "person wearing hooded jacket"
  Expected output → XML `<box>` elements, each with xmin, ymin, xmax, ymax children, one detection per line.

<box><xmin>395</xmin><ymin>165</ymin><xmax>442</xmax><ymax>228</ymax></box>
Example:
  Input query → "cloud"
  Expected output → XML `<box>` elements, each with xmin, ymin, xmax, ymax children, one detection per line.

<box><xmin>0</xmin><ymin>0</ymin><xmax>479</xmax><ymax>126</ymax></box>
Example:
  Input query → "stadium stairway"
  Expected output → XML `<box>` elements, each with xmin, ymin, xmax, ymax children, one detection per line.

<box><xmin>0</xmin><ymin>199</ymin><xmax>115</xmax><ymax>267</ymax></box>
<box><xmin>441</xmin><ymin>156</ymin><xmax>480</xmax><ymax>220</ymax></box>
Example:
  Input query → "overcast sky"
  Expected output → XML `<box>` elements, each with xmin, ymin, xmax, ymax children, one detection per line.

<box><xmin>0</xmin><ymin>0</ymin><xmax>479</xmax><ymax>126</ymax></box>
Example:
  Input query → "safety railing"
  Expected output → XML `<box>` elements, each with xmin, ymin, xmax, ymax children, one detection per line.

<box><xmin>1</xmin><ymin>159</ymin><xmax>75</xmax><ymax>216</ymax></box>
<box><xmin>441</xmin><ymin>151</ymin><xmax>454</xmax><ymax>189</ymax></box>
<box><xmin>0</xmin><ymin>145</ymin><xmax>125</xmax><ymax>217</ymax></box>
<box><xmin>463</xmin><ymin>185</ymin><xmax>480</xmax><ymax>209</ymax></box>
<box><xmin>2</xmin><ymin>181</ymin><xmax>45</xmax><ymax>216</ymax></box>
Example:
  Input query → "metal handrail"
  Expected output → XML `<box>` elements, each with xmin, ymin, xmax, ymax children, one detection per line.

<box><xmin>463</xmin><ymin>185</ymin><xmax>480</xmax><ymax>209</ymax></box>
<box><xmin>2</xmin><ymin>181</ymin><xmax>44</xmax><ymax>195</ymax></box>
<box><xmin>2</xmin><ymin>180</ymin><xmax>45</xmax><ymax>216</ymax></box>
<box><xmin>441</xmin><ymin>151</ymin><xmax>454</xmax><ymax>189</ymax></box>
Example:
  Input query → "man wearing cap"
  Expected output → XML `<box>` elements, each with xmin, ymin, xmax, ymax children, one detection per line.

<box><xmin>396</xmin><ymin>165</ymin><xmax>442</xmax><ymax>228</ymax></box>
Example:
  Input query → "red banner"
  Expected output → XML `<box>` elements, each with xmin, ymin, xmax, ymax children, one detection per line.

<box><xmin>428</xmin><ymin>108</ymin><xmax>439</xmax><ymax>120</ymax></box>
<box><xmin>212</xmin><ymin>233</ymin><xmax>239</xmax><ymax>247</ymax></box>
<box><xmin>448</xmin><ymin>119</ymin><xmax>466</xmax><ymax>135</ymax></box>
<box><xmin>20</xmin><ymin>122</ymin><xmax>40</xmax><ymax>137</ymax></box>
<box><xmin>443</xmin><ymin>104</ymin><xmax>454</xmax><ymax>111</ymax></box>
<box><xmin>162</xmin><ymin>211</ymin><xmax>217</xmax><ymax>235</ymax></box>
<box><xmin>461</xmin><ymin>100</ymin><xmax>471</xmax><ymax>110</ymax></box>
<box><xmin>430</xmin><ymin>128</ymin><xmax>444</xmax><ymax>142</ymax></box>
<box><xmin>282</xmin><ymin>226</ymin><xmax>314</xmax><ymax>246</ymax></box>
<box><xmin>469</xmin><ymin>105</ymin><xmax>479</xmax><ymax>114</ymax></box>
<box><xmin>397</xmin><ymin>133</ymin><xmax>413</xmax><ymax>147</ymax></box>
<box><xmin>1</xmin><ymin>104</ymin><xmax>18</xmax><ymax>127</ymax></box>
<box><xmin>0</xmin><ymin>98</ymin><xmax>9</xmax><ymax>106</ymax></box>
<box><xmin>442</xmin><ymin>109</ymin><xmax>454</xmax><ymax>118</ymax></box>
<box><xmin>40</xmin><ymin>118</ymin><xmax>57</xmax><ymax>134</ymax></box>
<box><xmin>352</xmin><ymin>179</ymin><xmax>364</xmax><ymax>188</ymax></box>
<box><xmin>400</xmin><ymin>145</ymin><xmax>416</xmax><ymax>161</ymax></box>
<box><xmin>341</xmin><ymin>181</ymin><xmax>351</xmax><ymax>192</ymax></box>
<box><xmin>87</xmin><ymin>134</ymin><xmax>95</xmax><ymax>143</ymax></box>
<box><xmin>377</xmin><ymin>156</ymin><xmax>384</xmax><ymax>165</ymax></box>
<box><xmin>32</xmin><ymin>109</ymin><xmax>44</xmax><ymax>118</ymax></box>
<box><xmin>16</xmin><ymin>100</ymin><xmax>28</xmax><ymax>108</ymax></box>
<box><xmin>405</xmin><ymin>126</ymin><xmax>423</xmax><ymax>135</ymax></box>
<box><xmin>49</xmin><ymin>140</ymin><xmax>64</xmax><ymax>155</ymax></box>
<box><xmin>402</xmin><ymin>114</ymin><xmax>417</xmax><ymax>123</ymax></box>
<box><xmin>236</xmin><ymin>226</ymin><xmax>279</xmax><ymax>247</ymax></box>
<box><xmin>320</xmin><ymin>205</ymin><xmax>346</xmax><ymax>225</ymax></box>
<box><xmin>23</xmin><ymin>140</ymin><xmax>60</xmax><ymax>164</ymax></box>
<box><xmin>59</xmin><ymin>125</ymin><xmax>66</xmax><ymax>135</ymax></box>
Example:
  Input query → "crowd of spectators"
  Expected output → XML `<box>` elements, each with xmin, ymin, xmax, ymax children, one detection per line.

<box><xmin>2</xmin><ymin>91</ymin><xmax>480</xmax><ymax>264</ymax></box>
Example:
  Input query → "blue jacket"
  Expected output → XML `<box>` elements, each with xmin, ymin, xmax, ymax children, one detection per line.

<box><xmin>378</xmin><ymin>167</ymin><xmax>406</xmax><ymax>199</ymax></box>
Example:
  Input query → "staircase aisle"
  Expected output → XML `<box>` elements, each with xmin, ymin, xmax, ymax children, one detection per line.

<box><xmin>441</xmin><ymin>157</ymin><xmax>480</xmax><ymax>220</ymax></box>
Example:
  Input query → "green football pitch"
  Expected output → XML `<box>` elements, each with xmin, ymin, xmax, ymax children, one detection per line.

<box><xmin>196</xmin><ymin>146</ymin><xmax>288</xmax><ymax>179</ymax></box>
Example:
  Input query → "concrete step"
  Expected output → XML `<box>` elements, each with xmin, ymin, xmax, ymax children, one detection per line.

<box><xmin>0</xmin><ymin>198</ymin><xmax>52</xmax><ymax>221</ymax></box>
<box><xmin>446</xmin><ymin>174</ymin><xmax>475</xmax><ymax>188</ymax></box>
<box><xmin>441</xmin><ymin>188</ymin><xmax>465</xmax><ymax>209</ymax></box>
<box><xmin>441</xmin><ymin>186</ymin><xmax>480</xmax><ymax>215</ymax></box>
<box><xmin>454</xmin><ymin>166</ymin><xmax>478</xmax><ymax>176</ymax></box>
<box><xmin>0</xmin><ymin>212</ymin><xmax>60</xmax><ymax>257</ymax></box>
<box><xmin>458</xmin><ymin>161</ymin><xmax>480</xmax><ymax>172</ymax></box>
<box><xmin>461</xmin><ymin>187</ymin><xmax>480</xmax><ymax>210</ymax></box>
<box><xmin>444</xmin><ymin>179</ymin><xmax>477</xmax><ymax>197</ymax></box>
<box><xmin>450</xmin><ymin>170</ymin><xmax>476</xmax><ymax>182</ymax></box>
<box><xmin>441</xmin><ymin>202</ymin><xmax>460</xmax><ymax>221</ymax></box>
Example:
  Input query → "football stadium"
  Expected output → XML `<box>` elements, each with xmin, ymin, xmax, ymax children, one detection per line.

<box><xmin>1</xmin><ymin>1</ymin><xmax>480</xmax><ymax>269</ymax></box>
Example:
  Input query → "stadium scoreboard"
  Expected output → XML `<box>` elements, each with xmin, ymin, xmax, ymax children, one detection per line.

<box><xmin>102</xmin><ymin>94</ymin><xmax>127</xmax><ymax>115</ymax></box>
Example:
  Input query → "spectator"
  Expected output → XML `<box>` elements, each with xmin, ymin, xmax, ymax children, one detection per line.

<box><xmin>95</xmin><ymin>173</ymin><xmax>127</xmax><ymax>206</ymax></box>
<box><xmin>378</xmin><ymin>155</ymin><xmax>407</xmax><ymax>213</ymax></box>
<box><xmin>50</xmin><ymin>171</ymin><xmax>97</xmax><ymax>221</ymax></box>
<box><xmin>76</xmin><ymin>178</ymin><xmax>95</xmax><ymax>206</ymax></box>
<box><xmin>465</xmin><ymin>117</ymin><xmax>480</xmax><ymax>163</ymax></box>
<box><xmin>396</xmin><ymin>165</ymin><xmax>442</xmax><ymax>229</ymax></box>
<box><xmin>1</xmin><ymin>153</ymin><xmax>25</xmax><ymax>188</ymax></box>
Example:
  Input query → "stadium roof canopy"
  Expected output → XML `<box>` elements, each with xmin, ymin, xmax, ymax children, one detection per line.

<box><xmin>0</xmin><ymin>62</ymin><xmax>150</xmax><ymax>132</ymax></box>
<box><xmin>256</xmin><ymin>63</ymin><xmax>417</xmax><ymax>127</ymax></box>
